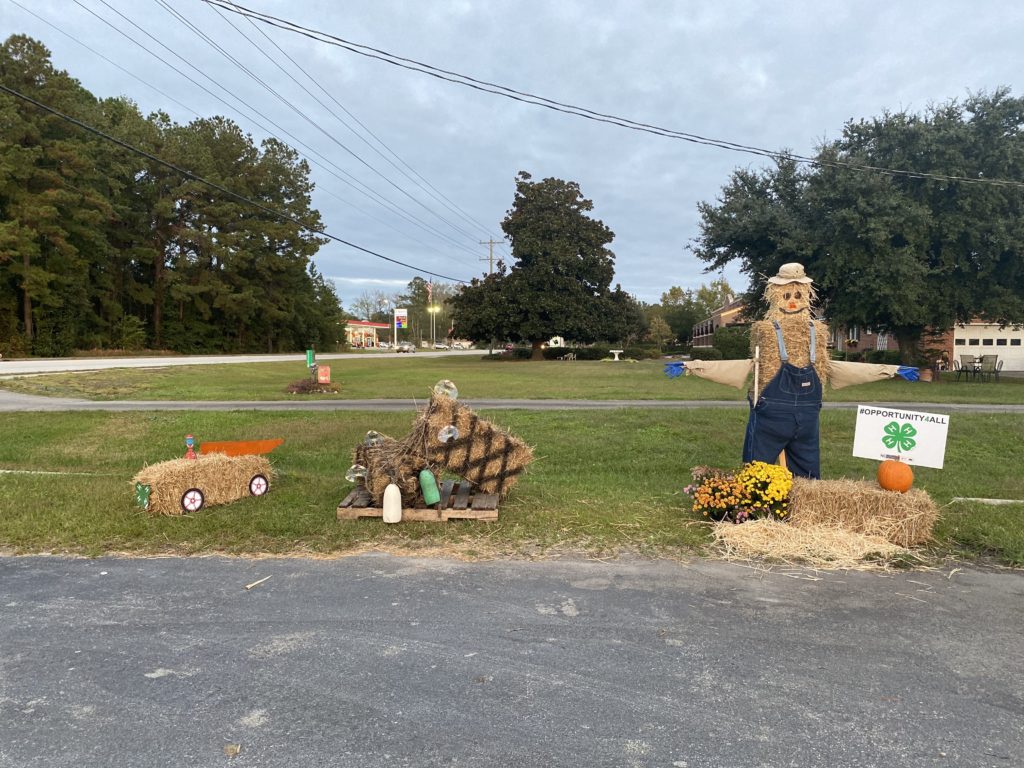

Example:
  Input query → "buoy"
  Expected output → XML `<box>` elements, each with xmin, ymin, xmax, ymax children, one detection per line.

<box><xmin>419</xmin><ymin>469</ymin><xmax>441</xmax><ymax>506</ymax></box>
<box><xmin>383</xmin><ymin>483</ymin><xmax>402</xmax><ymax>523</ymax></box>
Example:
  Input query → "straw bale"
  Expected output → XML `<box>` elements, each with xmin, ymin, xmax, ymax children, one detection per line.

<box><xmin>132</xmin><ymin>454</ymin><xmax>273</xmax><ymax>516</ymax></box>
<box><xmin>750</xmin><ymin>317</ymin><xmax>830</xmax><ymax>400</ymax></box>
<box><xmin>356</xmin><ymin>433</ymin><xmax>425</xmax><ymax>506</ymax></box>
<box><xmin>713</xmin><ymin>518</ymin><xmax>906</xmax><ymax>569</ymax></box>
<box><xmin>788</xmin><ymin>477</ymin><xmax>937</xmax><ymax>547</ymax></box>
<box><xmin>419</xmin><ymin>394</ymin><xmax>533</xmax><ymax>497</ymax></box>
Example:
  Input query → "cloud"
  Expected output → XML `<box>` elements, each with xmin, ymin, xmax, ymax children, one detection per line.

<box><xmin>7</xmin><ymin>0</ymin><xmax>1023</xmax><ymax>305</ymax></box>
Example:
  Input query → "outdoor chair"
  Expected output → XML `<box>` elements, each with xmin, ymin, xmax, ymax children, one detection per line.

<box><xmin>958</xmin><ymin>354</ymin><xmax>978</xmax><ymax>381</ymax></box>
<box><xmin>953</xmin><ymin>358</ymin><xmax>974</xmax><ymax>382</ymax></box>
<box><xmin>978</xmin><ymin>354</ymin><xmax>998</xmax><ymax>383</ymax></box>
<box><xmin>995</xmin><ymin>359</ymin><xmax>1004</xmax><ymax>382</ymax></box>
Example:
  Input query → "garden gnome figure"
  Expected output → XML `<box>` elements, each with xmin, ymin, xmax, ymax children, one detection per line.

<box><xmin>184</xmin><ymin>434</ymin><xmax>197</xmax><ymax>460</ymax></box>
<box><xmin>664</xmin><ymin>263</ymin><xmax>918</xmax><ymax>479</ymax></box>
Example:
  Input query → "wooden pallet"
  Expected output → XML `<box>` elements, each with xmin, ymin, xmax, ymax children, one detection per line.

<box><xmin>336</xmin><ymin>479</ymin><xmax>500</xmax><ymax>522</ymax></box>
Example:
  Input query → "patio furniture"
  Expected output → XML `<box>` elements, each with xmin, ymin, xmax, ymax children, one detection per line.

<box><xmin>957</xmin><ymin>354</ymin><xmax>977</xmax><ymax>381</ymax></box>
<box><xmin>995</xmin><ymin>359</ymin><xmax>1004</xmax><ymax>382</ymax></box>
<box><xmin>978</xmin><ymin>354</ymin><xmax>999</xmax><ymax>383</ymax></box>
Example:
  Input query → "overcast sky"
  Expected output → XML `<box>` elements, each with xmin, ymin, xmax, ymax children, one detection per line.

<box><xmin>4</xmin><ymin>0</ymin><xmax>1024</xmax><ymax>306</ymax></box>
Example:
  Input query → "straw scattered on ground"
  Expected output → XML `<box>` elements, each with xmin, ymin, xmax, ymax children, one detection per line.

<box><xmin>712</xmin><ymin>517</ymin><xmax>907</xmax><ymax>570</ymax></box>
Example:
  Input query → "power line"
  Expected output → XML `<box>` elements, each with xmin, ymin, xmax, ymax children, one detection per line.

<box><xmin>72</xmin><ymin>0</ymin><xmax>483</xmax><ymax>265</ymax></box>
<box><xmin>5</xmin><ymin>0</ymin><xmax>477</xmax><ymax>269</ymax></box>
<box><xmin>202</xmin><ymin>0</ymin><xmax>1024</xmax><ymax>191</ymax></box>
<box><xmin>157</xmin><ymin>0</ymin><xmax>487</xmax><ymax>251</ymax></box>
<box><xmin>0</xmin><ymin>83</ymin><xmax>467</xmax><ymax>283</ymax></box>
<box><xmin>229</xmin><ymin>5</ymin><xmax>504</xmax><ymax>243</ymax></box>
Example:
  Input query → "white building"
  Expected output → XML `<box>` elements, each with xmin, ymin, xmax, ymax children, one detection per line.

<box><xmin>952</xmin><ymin>323</ymin><xmax>1024</xmax><ymax>371</ymax></box>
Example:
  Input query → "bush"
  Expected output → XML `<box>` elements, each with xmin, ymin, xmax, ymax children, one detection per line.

<box><xmin>693</xmin><ymin>346</ymin><xmax>724</xmax><ymax>360</ymax></box>
<box><xmin>624</xmin><ymin>345</ymin><xmax>663</xmax><ymax>360</ymax></box>
<box><xmin>713</xmin><ymin>326</ymin><xmax>751</xmax><ymax>360</ymax></box>
<box><xmin>286</xmin><ymin>378</ymin><xmax>341</xmax><ymax>394</ymax></box>
<box><xmin>864</xmin><ymin>349</ymin><xmax>905</xmax><ymax>365</ymax></box>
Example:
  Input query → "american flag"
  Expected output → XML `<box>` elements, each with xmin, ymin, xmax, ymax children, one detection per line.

<box><xmin>427</xmin><ymin>281</ymin><xmax>433</xmax><ymax>302</ymax></box>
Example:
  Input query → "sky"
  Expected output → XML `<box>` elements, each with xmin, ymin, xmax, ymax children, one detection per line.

<box><xmin>4</xmin><ymin>0</ymin><xmax>1024</xmax><ymax>307</ymax></box>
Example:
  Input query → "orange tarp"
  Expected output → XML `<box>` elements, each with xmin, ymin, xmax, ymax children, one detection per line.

<box><xmin>199</xmin><ymin>439</ymin><xmax>284</xmax><ymax>457</ymax></box>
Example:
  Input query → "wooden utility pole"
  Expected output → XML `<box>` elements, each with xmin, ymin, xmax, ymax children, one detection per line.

<box><xmin>479</xmin><ymin>239</ymin><xmax>499</xmax><ymax>274</ymax></box>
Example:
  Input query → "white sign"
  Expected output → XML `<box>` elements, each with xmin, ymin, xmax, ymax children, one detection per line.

<box><xmin>853</xmin><ymin>405</ymin><xmax>950</xmax><ymax>469</ymax></box>
<box><xmin>394</xmin><ymin>308</ymin><xmax>408</xmax><ymax>328</ymax></box>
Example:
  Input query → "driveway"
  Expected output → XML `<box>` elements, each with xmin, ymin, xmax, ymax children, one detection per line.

<box><xmin>1</xmin><ymin>554</ymin><xmax>1021</xmax><ymax>767</ymax></box>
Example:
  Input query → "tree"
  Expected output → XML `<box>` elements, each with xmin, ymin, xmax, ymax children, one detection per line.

<box><xmin>1</xmin><ymin>35</ymin><xmax>343</xmax><ymax>356</ymax></box>
<box><xmin>646</xmin><ymin>315</ymin><xmax>673</xmax><ymax>350</ymax></box>
<box><xmin>450</xmin><ymin>172</ymin><xmax>639</xmax><ymax>359</ymax></box>
<box><xmin>693</xmin><ymin>91</ymin><xmax>1024</xmax><ymax>361</ymax></box>
<box><xmin>654</xmin><ymin>279</ymin><xmax>737</xmax><ymax>345</ymax></box>
<box><xmin>350</xmin><ymin>290</ymin><xmax>392</xmax><ymax>323</ymax></box>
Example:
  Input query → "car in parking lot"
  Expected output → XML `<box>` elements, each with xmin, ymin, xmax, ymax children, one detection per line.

<box><xmin>433</xmin><ymin>342</ymin><xmax>449</xmax><ymax>350</ymax></box>
<box><xmin>396</xmin><ymin>341</ymin><xmax>416</xmax><ymax>353</ymax></box>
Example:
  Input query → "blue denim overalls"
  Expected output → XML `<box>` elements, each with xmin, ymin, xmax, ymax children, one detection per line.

<box><xmin>742</xmin><ymin>320</ymin><xmax>822</xmax><ymax>479</ymax></box>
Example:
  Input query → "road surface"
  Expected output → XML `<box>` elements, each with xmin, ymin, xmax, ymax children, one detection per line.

<box><xmin>1</xmin><ymin>554</ymin><xmax>1021</xmax><ymax>767</ymax></box>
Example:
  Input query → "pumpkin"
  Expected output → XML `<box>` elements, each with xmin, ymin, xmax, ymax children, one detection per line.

<box><xmin>878</xmin><ymin>459</ymin><xmax>913</xmax><ymax>493</ymax></box>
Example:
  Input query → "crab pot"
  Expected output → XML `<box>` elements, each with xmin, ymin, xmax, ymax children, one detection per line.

<box><xmin>788</xmin><ymin>477</ymin><xmax>938</xmax><ymax>547</ymax></box>
<box><xmin>131</xmin><ymin>454</ymin><xmax>274</xmax><ymax>516</ymax></box>
<box><xmin>421</xmin><ymin>394</ymin><xmax>533</xmax><ymax>497</ymax></box>
<box><xmin>356</xmin><ymin>434</ymin><xmax>424</xmax><ymax>506</ymax></box>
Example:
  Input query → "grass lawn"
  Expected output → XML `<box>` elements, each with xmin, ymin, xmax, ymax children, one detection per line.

<box><xmin>1</xmin><ymin>409</ymin><xmax>1021</xmax><ymax>566</ymax></box>
<box><xmin>2</xmin><ymin>356</ymin><xmax>1023</xmax><ymax>403</ymax></box>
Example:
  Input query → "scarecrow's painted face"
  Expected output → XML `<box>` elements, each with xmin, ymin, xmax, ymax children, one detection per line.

<box><xmin>768</xmin><ymin>283</ymin><xmax>812</xmax><ymax>315</ymax></box>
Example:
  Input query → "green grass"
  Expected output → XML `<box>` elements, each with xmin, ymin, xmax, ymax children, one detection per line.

<box><xmin>3</xmin><ymin>357</ymin><xmax>1023</xmax><ymax>403</ymax></box>
<box><xmin>1</xmin><ymin>409</ymin><xmax>1021</xmax><ymax>566</ymax></box>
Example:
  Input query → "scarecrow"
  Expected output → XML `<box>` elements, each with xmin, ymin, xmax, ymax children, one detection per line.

<box><xmin>666</xmin><ymin>263</ymin><xmax>918</xmax><ymax>479</ymax></box>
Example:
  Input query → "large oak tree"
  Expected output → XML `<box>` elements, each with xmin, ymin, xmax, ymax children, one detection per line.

<box><xmin>693</xmin><ymin>90</ymin><xmax>1024</xmax><ymax>361</ymax></box>
<box><xmin>450</xmin><ymin>172</ymin><xmax>644</xmax><ymax>359</ymax></box>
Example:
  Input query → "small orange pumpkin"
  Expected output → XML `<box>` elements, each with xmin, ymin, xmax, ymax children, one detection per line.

<box><xmin>878</xmin><ymin>459</ymin><xmax>913</xmax><ymax>493</ymax></box>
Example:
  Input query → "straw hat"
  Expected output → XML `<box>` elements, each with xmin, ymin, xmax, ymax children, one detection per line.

<box><xmin>767</xmin><ymin>263</ymin><xmax>814</xmax><ymax>285</ymax></box>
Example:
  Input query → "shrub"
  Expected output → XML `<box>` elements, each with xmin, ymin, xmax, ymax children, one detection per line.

<box><xmin>713</xmin><ymin>326</ymin><xmax>751</xmax><ymax>360</ymax></box>
<box><xmin>694</xmin><ymin>346</ymin><xmax>724</xmax><ymax>360</ymax></box>
<box><xmin>864</xmin><ymin>349</ymin><xmax>904</xmax><ymax>365</ymax></box>
<box><xmin>286</xmin><ymin>378</ymin><xmax>341</xmax><ymax>394</ymax></box>
<box><xmin>624</xmin><ymin>345</ymin><xmax>663</xmax><ymax>360</ymax></box>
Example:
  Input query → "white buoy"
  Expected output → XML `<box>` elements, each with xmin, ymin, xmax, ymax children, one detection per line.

<box><xmin>382</xmin><ymin>483</ymin><xmax>402</xmax><ymax>523</ymax></box>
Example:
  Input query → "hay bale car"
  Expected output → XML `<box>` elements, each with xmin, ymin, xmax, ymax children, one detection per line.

<box><xmin>132</xmin><ymin>453</ymin><xmax>274</xmax><ymax>516</ymax></box>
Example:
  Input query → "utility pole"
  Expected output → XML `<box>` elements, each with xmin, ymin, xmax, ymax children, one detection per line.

<box><xmin>479</xmin><ymin>239</ymin><xmax>499</xmax><ymax>274</ymax></box>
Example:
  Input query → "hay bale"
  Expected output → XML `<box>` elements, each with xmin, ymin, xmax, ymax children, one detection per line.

<box><xmin>713</xmin><ymin>518</ymin><xmax>906</xmax><ymax>569</ymax></box>
<box><xmin>132</xmin><ymin>454</ymin><xmax>273</xmax><ymax>516</ymax></box>
<box><xmin>420</xmin><ymin>393</ymin><xmax>533</xmax><ymax>497</ymax></box>
<box><xmin>355</xmin><ymin>433</ymin><xmax>424</xmax><ymax>507</ymax></box>
<box><xmin>789</xmin><ymin>477</ymin><xmax>937</xmax><ymax>547</ymax></box>
<box><xmin>750</xmin><ymin>316</ymin><xmax>830</xmax><ymax>400</ymax></box>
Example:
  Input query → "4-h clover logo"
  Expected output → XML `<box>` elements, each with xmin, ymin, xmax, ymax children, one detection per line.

<box><xmin>134</xmin><ymin>482</ymin><xmax>151</xmax><ymax>510</ymax></box>
<box><xmin>881</xmin><ymin>421</ymin><xmax>917</xmax><ymax>452</ymax></box>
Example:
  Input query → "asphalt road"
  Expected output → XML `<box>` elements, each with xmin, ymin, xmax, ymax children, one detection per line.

<box><xmin>1</xmin><ymin>555</ymin><xmax>1021</xmax><ymax>768</ymax></box>
<box><xmin>3</xmin><ymin>388</ymin><xmax>1024</xmax><ymax>413</ymax></box>
<box><xmin>0</xmin><ymin>349</ymin><xmax>480</xmax><ymax>376</ymax></box>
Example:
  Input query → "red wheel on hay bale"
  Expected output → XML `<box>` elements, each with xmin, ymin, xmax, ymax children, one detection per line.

<box><xmin>181</xmin><ymin>488</ymin><xmax>205</xmax><ymax>513</ymax></box>
<box><xmin>249</xmin><ymin>474</ymin><xmax>269</xmax><ymax>497</ymax></box>
<box><xmin>877</xmin><ymin>459</ymin><xmax>914</xmax><ymax>493</ymax></box>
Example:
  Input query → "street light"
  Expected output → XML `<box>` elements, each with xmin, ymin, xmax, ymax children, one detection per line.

<box><xmin>427</xmin><ymin>304</ymin><xmax>439</xmax><ymax>346</ymax></box>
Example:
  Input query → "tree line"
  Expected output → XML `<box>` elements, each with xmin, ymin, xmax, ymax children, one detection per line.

<box><xmin>1</xmin><ymin>35</ymin><xmax>343</xmax><ymax>357</ymax></box>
